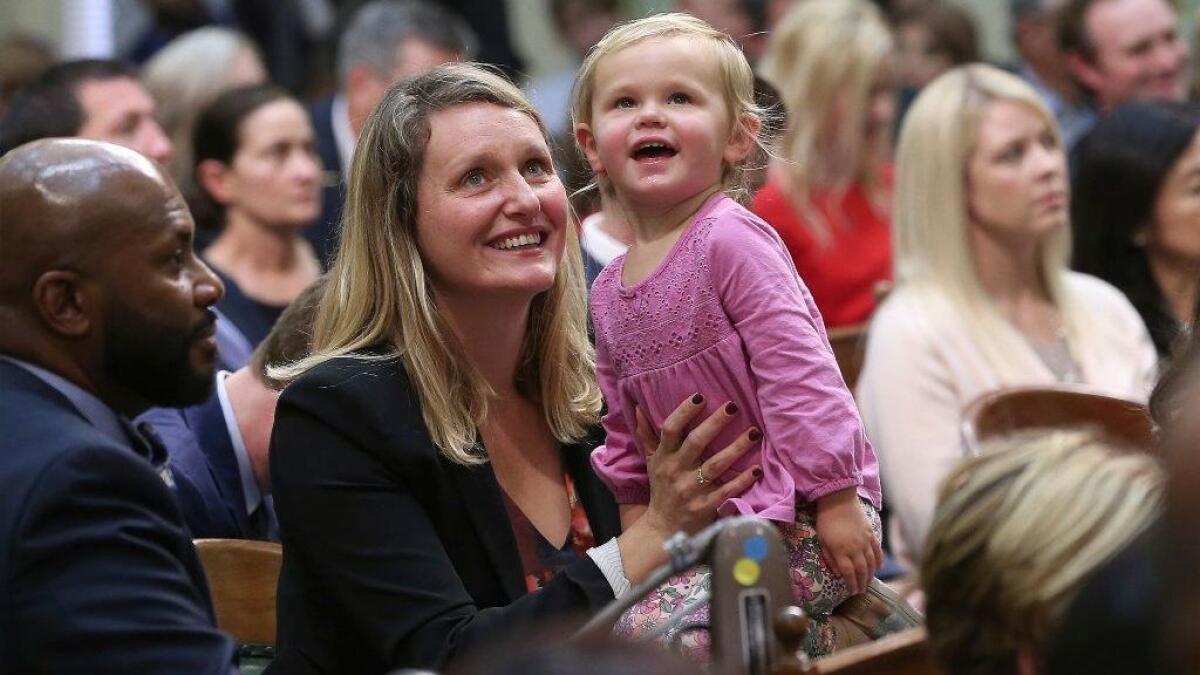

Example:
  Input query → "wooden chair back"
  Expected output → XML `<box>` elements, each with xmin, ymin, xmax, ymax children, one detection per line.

<box><xmin>962</xmin><ymin>386</ymin><xmax>1154</xmax><ymax>454</ymax></box>
<box><xmin>194</xmin><ymin>538</ymin><xmax>282</xmax><ymax>645</ymax></box>
<box><xmin>811</xmin><ymin>627</ymin><xmax>940</xmax><ymax>674</ymax></box>
<box><xmin>827</xmin><ymin>324</ymin><xmax>869</xmax><ymax>392</ymax></box>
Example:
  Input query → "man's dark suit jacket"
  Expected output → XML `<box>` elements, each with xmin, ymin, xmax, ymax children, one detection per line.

<box><xmin>0</xmin><ymin>360</ymin><xmax>238</xmax><ymax>673</ymax></box>
<box><xmin>267</xmin><ymin>355</ymin><xmax>621</xmax><ymax>674</ymax></box>
<box><xmin>138</xmin><ymin>390</ymin><xmax>278</xmax><ymax>541</ymax></box>
<box><xmin>306</xmin><ymin>97</ymin><xmax>344</xmax><ymax>269</ymax></box>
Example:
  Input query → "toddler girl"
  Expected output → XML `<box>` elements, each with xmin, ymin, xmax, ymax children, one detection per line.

<box><xmin>571</xmin><ymin>14</ymin><xmax>884</xmax><ymax>656</ymax></box>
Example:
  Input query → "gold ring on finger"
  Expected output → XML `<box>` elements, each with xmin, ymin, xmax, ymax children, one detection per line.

<box><xmin>696</xmin><ymin>466</ymin><xmax>709</xmax><ymax>486</ymax></box>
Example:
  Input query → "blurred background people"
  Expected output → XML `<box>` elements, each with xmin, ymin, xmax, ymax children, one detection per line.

<box><xmin>143</xmin><ymin>26</ymin><xmax>268</xmax><ymax>240</ymax></box>
<box><xmin>1072</xmin><ymin>101</ymin><xmax>1200</xmax><ymax>359</ymax></box>
<box><xmin>1010</xmin><ymin>0</ymin><xmax>1095</xmax><ymax>150</ymax></box>
<box><xmin>308</xmin><ymin>0</ymin><xmax>475</xmax><ymax>266</ymax></box>
<box><xmin>528</xmin><ymin>0</ymin><xmax>621</xmax><ymax>140</ymax></box>
<box><xmin>193</xmin><ymin>83</ymin><xmax>322</xmax><ymax>346</ymax></box>
<box><xmin>752</xmin><ymin>0</ymin><xmax>896</xmax><ymax>327</ymax></box>
<box><xmin>922</xmin><ymin>429</ymin><xmax>1163</xmax><ymax>675</ymax></box>
<box><xmin>857</xmin><ymin>65</ymin><xmax>1157</xmax><ymax>600</ymax></box>
<box><xmin>1059</xmin><ymin>0</ymin><xmax>1188</xmax><ymax>133</ymax></box>
<box><xmin>892</xmin><ymin>0</ymin><xmax>979</xmax><ymax>125</ymax></box>
<box><xmin>0</xmin><ymin>58</ymin><xmax>173</xmax><ymax>165</ymax></box>
<box><xmin>0</xmin><ymin>33</ymin><xmax>55</xmax><ymax>118</ymax></box>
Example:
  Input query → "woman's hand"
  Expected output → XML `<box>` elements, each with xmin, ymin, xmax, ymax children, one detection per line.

<box><xmin>616</xmin><ymin>394</ymin><xmax>761</xmax><ymax>582</ymax></box>
<box><xmin>815</xmin><ymin>487</ymin><xmax>883</xmax><ymax>595</ymax></box>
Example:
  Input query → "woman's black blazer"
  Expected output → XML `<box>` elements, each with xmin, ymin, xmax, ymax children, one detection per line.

<box><xmin>266</xmin><ymin>354</ymin><xmax>621</xmax><ymax>674</ymax></box>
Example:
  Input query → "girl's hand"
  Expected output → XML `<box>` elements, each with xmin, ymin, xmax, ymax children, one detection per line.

<box><xmin>815</xmin><ymin>487</ymin><xmax>882</xmax><ymax>595</ymax></box>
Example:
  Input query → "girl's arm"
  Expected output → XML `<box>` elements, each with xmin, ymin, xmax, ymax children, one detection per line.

<box><xmin>590</xmin><ymin>326</ymin><xmax>652</xmax><ymax>506</ymax></box>
<box><xmin>708</xmin><ymin>214</ymin><xmax>870</xmax><ymax>508</ymax></box>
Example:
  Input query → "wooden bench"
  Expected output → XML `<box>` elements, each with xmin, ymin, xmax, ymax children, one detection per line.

<box><xmin>961</xmin><ymin>386</ymin><xmax>1154</xmax><ymax>454</ymax></box>
<box><xmin>194</xmin><ymin>538</ymin><xmax>282</xmax><ymax>646</ymax></box>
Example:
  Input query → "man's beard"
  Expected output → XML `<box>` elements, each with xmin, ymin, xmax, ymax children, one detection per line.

<box><xmin>103</xmin><ymin>298</ymin><xmax>215</xmax><ymax>408</ymax></box>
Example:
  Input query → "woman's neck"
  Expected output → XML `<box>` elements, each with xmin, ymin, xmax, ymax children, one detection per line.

<box><xmin>206</xmin><ymin>211</ymin><xmax>303</xmax><ymax>274</ymax></box>
<box><xmin>436</xmin><ymin>292</ymin><xmax>532</xmax><ymax>397</ymax></box>
<box><xmin>1149</xmin><ymin>254</ymin><xmax>1200</xmax><ymax>325</ymax></box>
<box><xmin>970</xmin><ymin>224</ymin><xmax>1060</xmax><ymax>340</ymax></box>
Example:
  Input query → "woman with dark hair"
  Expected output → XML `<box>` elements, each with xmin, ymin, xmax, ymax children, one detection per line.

<box><xmin>1072</xmin><ymin>101</ymin><xmax>1200</xmax><ymax>358</ymax></box>
<box><xmin>193</xmin><ymin>83</ymin><xmax>322</xmax><ymax>346</ymax></box>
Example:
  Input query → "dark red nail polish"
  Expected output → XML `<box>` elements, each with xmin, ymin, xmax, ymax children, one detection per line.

<box><xmin>725</xmin><ymin>402</ymin><xmax>738</xmax><ymax>415</ymax></box>
<box><xmin>752</xmin><ymin>467</ymin><xmax>763</xmax><ymax>479</ymax></box>
<box><xmin>692</xmin><ymin>393</ymin><xmax>704</xmax><ymax>405</ymax></box>
<box><xmin>748</xmin><ymin>428</ymin><xmax>762</xmax><ymax>442</ymax></box>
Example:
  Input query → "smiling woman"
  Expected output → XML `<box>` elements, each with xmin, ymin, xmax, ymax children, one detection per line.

<box><xmin>264</xmin><ymin>63</ymin><xmax>759</xmax><ymax>674</ymax></box>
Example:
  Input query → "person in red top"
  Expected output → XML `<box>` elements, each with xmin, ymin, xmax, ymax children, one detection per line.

<box><xmin>751</xmin><ymin>0</ymin><xmax>896</xmax><ymax>327</ymax></box>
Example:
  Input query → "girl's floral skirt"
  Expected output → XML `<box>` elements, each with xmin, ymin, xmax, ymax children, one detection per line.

<box><xmin>614</xmin><ymin>499</ymin><xmax>881</xmax><ymax>660</ymax></box>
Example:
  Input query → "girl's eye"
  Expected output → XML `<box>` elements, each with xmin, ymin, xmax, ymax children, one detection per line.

<box><xmin>463</xmin><ymin>170</ymin><xmax>485</xmax><ymax>187</ymax></box>
<box><xmin>524</xmin><ymin>160</ymin><xmax>549</xmax><ymax>176</ymax></box>
<box><xmin>668</xmin><ymin>92</ymin><xmax>690</xmax><ymax>105</ymax></box>
<box><xmin>1039</xmin><ymin>131</ymin><xmax>1058</xmax><ymax>150</ymax></box>
<box><xmin>615</xmin><ymin>97</ymin><xmax>635</xmax><ymax>109</ymax></box>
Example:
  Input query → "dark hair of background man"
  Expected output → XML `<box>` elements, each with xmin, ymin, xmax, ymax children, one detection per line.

<box><xmin>0</xmin><ymin>59</ymin><xmax>138</xmax><ymax>156</ymax></box>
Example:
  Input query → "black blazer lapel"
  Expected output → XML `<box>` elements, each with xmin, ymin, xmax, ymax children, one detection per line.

<box><xmin>446</xmin><ymin>459</ymin><xmax>527</xmax><ymax>603</ymax></box>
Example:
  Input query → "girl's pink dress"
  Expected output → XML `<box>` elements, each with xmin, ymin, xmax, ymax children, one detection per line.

<box><xmin>589</xmin><ymin>193</ymin><xmax>881</xmax><ymax>518</ymax></box>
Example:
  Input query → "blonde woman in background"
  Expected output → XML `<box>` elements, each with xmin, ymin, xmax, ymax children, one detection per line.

<box><xmin>855</xmin><ymin>64</ymin><xmax>1157</xmax><ymax>600</ymax></box>
<box><xmin>750</xmin><ymin>0</ymin><xmax>896</xmax><ymax>327</ymax></box>
<box><xmin>144</xmin><ymin>27</ymin><xmax>267</xmax><ymax>236</ymax></box>
<box><xmin>922</xmin><ymin>430</ymin><xmax>1163</xmax><ymax>675</ymax></box>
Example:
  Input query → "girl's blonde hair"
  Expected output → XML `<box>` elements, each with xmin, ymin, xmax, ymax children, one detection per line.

<box><xmin>890</xmin><ymin>64</ymin><xmax>1090</xmax><ymax>381</ymax></box>
<box><xmin>569</xmin><ymin>12</ymin><xmax>763</xmax><ymax>204</ymax></box>
<box><xmin>274</xmin><ymin>63</ymin><xmax>601</xmax><ymax>465</ymax></box>
<box><xmin>922</xmin><ymin>429</ymin><xmax>1163</xmax><ymax>674</ymax></box>
<box><xmin>759</xmin><ymin>0</ymin><xmax>894</xmax><ymax>243</ymax></box>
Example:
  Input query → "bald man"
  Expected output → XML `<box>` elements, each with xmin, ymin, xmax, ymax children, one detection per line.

<box><xmin>0</xmin><ymin>139</ymin><xmax>238</xmax><ymax>673</ymax></box>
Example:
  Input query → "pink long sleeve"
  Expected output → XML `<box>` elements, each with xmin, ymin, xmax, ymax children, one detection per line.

<box><xmin>590</xmin><ymin>317</ymin><xmax>651</xmax><ymax>504</ymax></box>
<box><xmin>707</xmin><ymin>216</ymin><xmax>878</xmax><ymax>510</ymax></box>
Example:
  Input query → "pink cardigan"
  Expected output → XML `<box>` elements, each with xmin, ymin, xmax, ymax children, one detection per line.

<box><xmin>589</xmin><ymin>194</ymin><xmax>881</xmax><ymax>522</ymax></box>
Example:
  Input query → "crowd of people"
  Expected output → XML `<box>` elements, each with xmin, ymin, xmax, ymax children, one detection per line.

<box><xmin>0</xmin><ymin>0</ymin><xmax>1197</xmax><ymax>674</ymax></box>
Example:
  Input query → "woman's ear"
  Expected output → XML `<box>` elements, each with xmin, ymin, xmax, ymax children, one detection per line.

<box><xmin>196</xmin><ymin>158</ymin><xmax>235</xmax><ymax>206</ymax></box>
<box><xmin>574</xmin><ymin>123</ymin><xmax>605</xmax><ymax>175</ymax></box>
<box><xmin>724</xmin><ymin>112</ymin><xmax>762</xmax><ymax>165</ymax></box>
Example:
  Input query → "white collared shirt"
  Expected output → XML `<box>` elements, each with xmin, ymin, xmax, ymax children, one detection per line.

<box><xmin>214</xmin><ymin>370</ymin><xmax>264</xmax><ymax>517</ymax></box>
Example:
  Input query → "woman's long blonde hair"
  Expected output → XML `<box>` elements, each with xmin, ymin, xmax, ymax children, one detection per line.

<box><xmin>922</xmin><ymin>430</ymin><xmax>1163</xmax><ymax>674</ymax></box>
<box><xmin>276</xmin><ymin>63</ymin><xmax>601</xmax><ymax>465</ymax></box>
<box><xmin>891</xmin><ymin>64</ymin><xmax>1089</xmax><ymax>381</ymax></box>
<box><xmin>759</xmin><ymin>0</ymin><xmax>894</xmax><ymax>243</ymax></box>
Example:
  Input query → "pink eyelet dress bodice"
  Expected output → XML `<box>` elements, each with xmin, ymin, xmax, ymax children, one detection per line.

<box><xmin>589</xmin><ymin>194</ymin><xmax>881</xmax><ymax>521</ymax></box>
